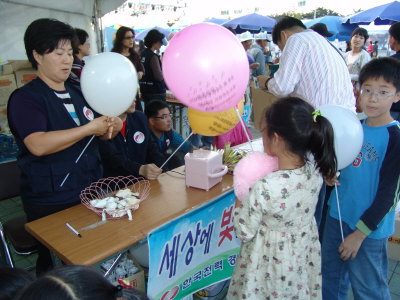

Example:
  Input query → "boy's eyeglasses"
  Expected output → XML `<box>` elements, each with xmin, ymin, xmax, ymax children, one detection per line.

<box><xmin>360</xmin><ymin>88</ymin><xmax>395</xmax><ymax>101</ymax></box>
<box><xmin>153</xmin><ymin>114</ymin><xmax>172</xmax><ymax>120</ymax></box>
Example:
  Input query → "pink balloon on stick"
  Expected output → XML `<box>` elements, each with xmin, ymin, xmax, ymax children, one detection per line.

<box><xmin>162</xmin><ymin>23</ymin><xmax>249</xmax><ymax>112</ymax></box>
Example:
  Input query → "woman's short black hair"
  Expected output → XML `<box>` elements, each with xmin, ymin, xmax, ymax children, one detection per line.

<box><xmin>272</xmin><ymin>16</ymin><xmax>306</xmax><ymax>45</ymax></box>
<box><xmin>73</xmin><ymin>28</ymin><xmax>89</xmax><ymax>55</ymax></box>
<box><xmin>359</xmin><ymin>57</ymin><xmax>400</xmax><ymax>92</ymax></box>
<box><xmin>111</xmin><ymin>26</ymin><xmax>135</xmax><ymax>54</ymax></box>
<box><xmin>16</xmin><ymin>265</ymin><xmax>119</xmax><ymax>300</ymax></box>
<box><xmin>389</xmin><ymin>22</ymin><xmax>400</xmax><ymax>42</ymax></box>
<box><xmin>144</xmin><ymin>29</ymin><xmax>165</xmax><ymax>48</ymax></box>
<box><xmin>145</xmin><ymin>99</ymin><xmax>169</xmax><ymax>119</ymax></box>
<box><xmin>0</xmin><ymin>267</ymin><xmax>34</xmax><ymax>300</ymax></box>
<box><xmin>24</xmin><ymin>18</ymin><xmax>76</xmax><ymax>70</ymax></box>
<box><xmin>351</xmin><ymin>27</ymin><xmax>369</xmax><ymax>42</ymax></box>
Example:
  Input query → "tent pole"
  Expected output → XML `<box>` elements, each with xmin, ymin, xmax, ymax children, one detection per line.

<box><xmin>93</xmin><ymin>0</ymin><xmax>104</xmax><ymax>53</ymax></box>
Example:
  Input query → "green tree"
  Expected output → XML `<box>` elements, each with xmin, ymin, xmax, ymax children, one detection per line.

<box><xmin>302</xmin><ymin>7</ymin><xmax>343</xmax><ymax>19</ymax></box>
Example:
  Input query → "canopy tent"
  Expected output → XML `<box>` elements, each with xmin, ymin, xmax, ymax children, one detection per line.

<box><xmin>0</xmin><ymin>0</ymin><xmax>124</xmax><ymax>60</ymax></box>
<box><xmin>304</xmin><ymin>16</ymin><xmax>359</xmax><ymax>41</ymax></box>
<box><xmin>203</xmin><ymin>18</ymin><xmax>229</xmax><ymax>25</ymax></box>
<box><xmin>222</xmin><ymin>13</ymin><xmax>276</xmax><ymax>33</ymax></box>
<box><xmin>342</xmin><ymin>1</ymin><xmax>400</xmax><ymax>25</ymax></box>
<box><xmin>135</xmin><ymin>26</ymin><xmax>172</xmax><ymax>41</ymax></box>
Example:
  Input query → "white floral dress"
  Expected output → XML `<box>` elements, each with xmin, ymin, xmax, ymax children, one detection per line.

<box><xmin>227</xmin><ymin>162</ymin><xmax>323</xmax><ymax>299</ymax></box>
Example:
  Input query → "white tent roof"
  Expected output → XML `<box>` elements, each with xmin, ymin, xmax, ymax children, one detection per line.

<box><xmin>0</xmin><ymin>0</ymin><xmax>124</xmax><ymax>60</ymax></box>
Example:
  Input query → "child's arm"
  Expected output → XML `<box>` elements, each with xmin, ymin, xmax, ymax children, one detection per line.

<box><xmin>356</xmin><ymin>130</ymin><xmax>400</xmax><ymax>236</ymax></box>
<box><xmin>233</xmin><ymin>181</ymin><xmax>263</xmax><ymax>243</ymax></box>
<box><xmin>339</xmin><ymin>230</ymin><xmax>366</xmax><ymax>260</ymax></box>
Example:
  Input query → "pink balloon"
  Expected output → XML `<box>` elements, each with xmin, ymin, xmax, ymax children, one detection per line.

<box><xmin>233</xmin><ymin>152</ymin><xmax>279</xmax><ymax>201</ymax></box>
<box><xmin>163</xmin><ymin>23</ymin><xmax>249</xmax><ymax>112</ymax></box>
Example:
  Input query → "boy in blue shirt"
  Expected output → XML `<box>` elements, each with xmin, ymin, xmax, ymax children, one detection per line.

<box><xmin>322</xmin><ymin>57</ymin><xmax>400</xmax><ymax>299</ymax></box>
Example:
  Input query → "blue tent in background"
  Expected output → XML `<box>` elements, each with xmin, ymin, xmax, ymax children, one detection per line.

<box><xmin>135</xmin><ymin>26</ymin><xmax>172</xmax><ymax>41</ymax></box>
<box><xmin>222</xmin><ymin>13</ymin><xmax>276</xmax><ymax>33</ymax></box>
<box><xmin>305</xmin><ymin>16</ymin><xmax>358</xmax><ymax>41</ymax></box>
<box><xmin>342</xmin><ymin>1</ymin><xmax>400</xmax><ymax>25</ymax></box>
<box><xmin>203</xmin><ymin>18</ymin><xmax>229</xmax><ymax>25</ymax></box>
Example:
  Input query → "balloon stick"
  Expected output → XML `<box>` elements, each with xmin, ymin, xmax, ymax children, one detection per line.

<box><xmin>60</xmin><ymin>135</ymin><xmax>95</xmax><ymax>187</ymax></box>
<box><xmin>160</xmin><ymin>132</ymin><xmax>194</xmax><ymax>170</ymax></box>
<box><xmin>335</xmin><ymin>183</ymin><xmax>345</xmax><ymax>242</ymax></box>
<box><xmin>235</xmin><ymin>107</ymin><xmax>253</xmax><ymax>152</ymax></box>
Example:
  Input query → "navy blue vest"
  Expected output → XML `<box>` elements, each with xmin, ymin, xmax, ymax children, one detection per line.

<box><xmin>8</xmin><ymin>78</ymin><xmax>102</xmax><ymax>205</ymax></box>
<box><xmin>139</xmin><ymin>48</ymin><xmax>166</xmax><ymax>94</ymax></box>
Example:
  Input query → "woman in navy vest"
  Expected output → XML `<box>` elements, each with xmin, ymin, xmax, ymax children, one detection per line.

<box><xmin>7</xmin><ymin>18</ymin><xmax>122</xmax><ymax>275</ymax></box>
<box><xmin>139</xmin><ymin>29</ymin><xmax>167</xmax><ymax>105</ymax></box>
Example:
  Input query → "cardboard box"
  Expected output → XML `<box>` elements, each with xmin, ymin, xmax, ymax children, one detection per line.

<box><xmin>388</xmin><ymin>214</ymin><xmax>400</xmax><ymax>261</ymax></box>
<box><xmin>15</xmin><ymin>69</ymin><xmax>37</xmax><ymax>88</ymax></box>
<box><xmin>0</xmin><ymin>60</ymin><xmax>32</xmax><ymax>75</ymax></box>
<box><xmin>251</xmin><ymin>84</ymin><xmax>278</xmax><ymax>131</ymax></box>
<box><xmin>102</xmin><ymin>252</ymin><xmax>146</xmax><ymax>293</ymax></box>
<box><xmin>0</xmin><ymin>74</ymin><xmax>17</xmax><ymax>106</ymax></box>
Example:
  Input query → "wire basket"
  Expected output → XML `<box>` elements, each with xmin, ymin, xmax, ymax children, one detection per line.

<box><xmin>80</xmin><ymin>176</ymin><xmax>150</xmax><ymax>219</ymax></box>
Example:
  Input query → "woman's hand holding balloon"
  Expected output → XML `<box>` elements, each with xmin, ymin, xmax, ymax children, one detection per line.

<box><xmin>85</xmin><ymin>116</ymin><xmax>114</xmax><ymax>138</ymax></box>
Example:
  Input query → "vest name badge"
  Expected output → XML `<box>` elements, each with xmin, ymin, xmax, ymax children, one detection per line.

<box><xmin>83</xmin><ymin>106</ymin><xmax>94</xmax><ymax>121</ymax></box>
<box><xmin>134</xmin><ymin>131</ymin><xmax>145</xmax><ymax>144</ymax></box>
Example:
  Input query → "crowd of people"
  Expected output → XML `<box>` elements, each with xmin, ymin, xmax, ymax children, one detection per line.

<box><xmin>3</xmin><ymin>14</ymin><xmax>400</xmax><ymax>300</ymax></box>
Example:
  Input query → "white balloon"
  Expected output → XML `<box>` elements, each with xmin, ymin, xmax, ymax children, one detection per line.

<box><xmin>81</xmin><ymin>52</ymin><xmax>138</xmax><ymax>117</ymax></box>
<box><xmin>319</xmin><ymin>105</ymin><xmax>364</xmax><ymax>170</ymax></box>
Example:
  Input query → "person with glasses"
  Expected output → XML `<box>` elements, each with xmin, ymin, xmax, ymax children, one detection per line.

<box><xmin>112</xmin><ymin>26</ymin><xmax>144</xmax><ymax>111</ymax></box>
<box><xmin>68</xmin><ymin>28</ymin><xmax>90</xmax><ymax>85</ymax></box>
<box><xmin>99</xmin><ymin>99</ymin><xmax>166</xmax><ymax>180</ymax></box>
<box><xmin>145</xmin><ymin>100</ymin><xmax>194</xmax><ymax>169</ymax></box>
<box><xmin>322</xmin><ymin>57</ymin><xmax>400</xmax><ymax>300</ymax></box>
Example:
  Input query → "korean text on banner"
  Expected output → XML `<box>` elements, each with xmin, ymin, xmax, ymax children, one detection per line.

<box><xmin>147</xmin><ymin>190</ymin><xmax>241</xmax><ymax>300</ymax></box>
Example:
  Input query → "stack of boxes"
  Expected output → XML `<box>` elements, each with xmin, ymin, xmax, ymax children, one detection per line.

<box><xmin>0</xmin><ymin>60</ymin><xmax>37</xmax><ymax>132</ymax></box>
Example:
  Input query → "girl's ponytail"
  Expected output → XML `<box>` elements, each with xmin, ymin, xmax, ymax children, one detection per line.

<box><xmin>309</xmin><ymin>113</ymin><xmax>337</xmax><ymax>180</ymax></box>
<box><xmin>264</xmin><ymin>97</ymin><xmax>337</xmax><ymax>180</ymax></box>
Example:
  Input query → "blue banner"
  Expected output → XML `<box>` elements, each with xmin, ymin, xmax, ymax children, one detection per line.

<box><xmin>147</xmin><ymin>190</ymin><xmax>240</xmax><ymax>300</ymax></box>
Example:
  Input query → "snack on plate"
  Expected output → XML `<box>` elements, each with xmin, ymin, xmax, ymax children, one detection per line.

<box><xmin>89</xmin><ymin>189</ymin><xmax>141</xmax><ymax>218</ymax></box>
<box><xmin>80</xmin><ymin>176</ymin><xmax>150</xmax><ymax>220</ymax></box>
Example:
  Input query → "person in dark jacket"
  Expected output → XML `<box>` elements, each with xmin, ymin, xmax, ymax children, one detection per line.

<box><xmin>140</xmin><ymin>29</ymin><xmax>167</xmax><ymax>105</ymax></box>
<box><xmin>99</xmin><ymin>99</ymin><xmax>166</xmax><ymax>180</ymax></box>
<box><xmin>7</xmin><ymin>18</ymin><xmax>122</xmax><ymax>275</ymax></box>
<box><xmin>389</xmin><ymin>22</ymin><xmax>400</xmax><ymax>119</ymax></box>
<box><xmin>145</xmin><ymin>100</ymin><xmax>193</xmax><ymax>169</ymax></box>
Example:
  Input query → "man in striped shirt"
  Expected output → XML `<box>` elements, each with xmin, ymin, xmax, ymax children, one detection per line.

<box><xmin>261</xmin><ymin>17</ymin><xmax>355</xmax><ymax>111</ymax></box>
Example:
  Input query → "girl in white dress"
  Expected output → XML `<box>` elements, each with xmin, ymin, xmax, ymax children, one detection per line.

<box><xmin>228</xmin><ymin>97</ymin><xmax>337</xmax><ymax>299</ymax></box>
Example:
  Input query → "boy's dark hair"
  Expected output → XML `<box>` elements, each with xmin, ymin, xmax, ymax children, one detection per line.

<box><xmin>112</xmin><ymin>26</ymin><xmax>135</xmax><ymax>54</ymax></box>
<box><xmin>145</xmin><ymin>99</ymin><xmax>169</xmax><ymax>119</ymax></box>
<box><xmin>144</xmin><ymin>29</ymin><xmax>165</xmax><ymax>48</ymax></box>
<box><xmin>351</xmin><ymin>27</ymin><xmax>369</xmax><ymax>42</ymax></box>
<box><xmin>0</xmin><ymin>267</ymin><xmax>34</xmax><ymax>300</ymax></box>
<box><xmin>389</xmin><ymin>22</ymin><xmax>400</xmax><ymax>42</ymax></box>
<box><xmin>24</xmin><ymin>18</ymin><xmax>76</xmax><ymax>70</ymax></box>
<box><xmin>264</xmin><ymin>97</ymin><xmax>337</xmax><ymax>179</ymax></box>
<box><xmin>272</xmin><ymin>17</ymin><xmax>306</xmax><ymax>45</ymax></box>
<box><xmin>359</xmin><ymin>57</ymin><xmax>400</xmax><ymax>92</ymax></box>
<box><xmin>16</xmin><ymin>265</ymin><xmax>149</xmax><ymax>300</ymax></box>
<box><xmin>73</xmin><ymin>28</ymin><xmax>89</xmax><ymax>55</ymax></box>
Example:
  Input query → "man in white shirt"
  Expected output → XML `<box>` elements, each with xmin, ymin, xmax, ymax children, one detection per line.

<box><xmin>260</xmin><ymin>17</ymin><xmax>355</xmax><ymax>111</ymax></box>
